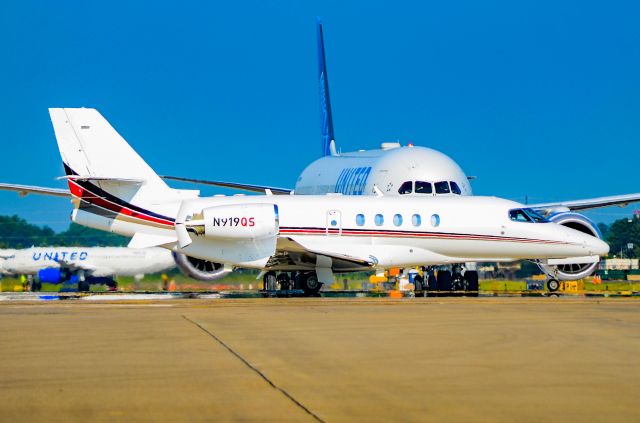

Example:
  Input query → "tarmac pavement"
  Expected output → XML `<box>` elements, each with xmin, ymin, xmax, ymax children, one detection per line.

<box><xmin>1</xmin><ymin>297</ymin><xmax>639</xmax><ymax>422</ymax></box>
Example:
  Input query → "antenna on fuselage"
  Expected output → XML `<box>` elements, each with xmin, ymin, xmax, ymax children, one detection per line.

<box><xmin>317</xmin><ymin>17</ymin><xmax>337</xmax><ymax>157</ymax></box>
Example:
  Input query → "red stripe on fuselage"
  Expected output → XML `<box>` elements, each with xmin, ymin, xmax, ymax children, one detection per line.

<box><xmin>67</xmin><ymin>180</ymin><xmax>174</xmax><ymax>227</ymax></box>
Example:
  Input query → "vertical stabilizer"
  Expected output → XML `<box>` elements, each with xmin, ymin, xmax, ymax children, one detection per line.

<box><xmin>317</xmin><ymin>18</ymin><xmax>337</xmax><ymax>157</ymax></box>
<box><xmin>48</xmin><ymin>108</ymin><xmax>198</xmax><ymax>231</ymax></box>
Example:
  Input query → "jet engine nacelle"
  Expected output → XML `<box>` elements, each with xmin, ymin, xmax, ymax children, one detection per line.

<box><xmin>200</xmin><ymin>203</ymin><xmax>279</xmax><ymax>240</ymax></box>
<box><xmin>172</xmin><ymin>252</ymin><xmax>232</xmax><ymax>282</ymax></box>
<box><xmin>538</xmin><ymin>212</ymin><xmax>603</xmax><ymax>280</ymax></box>
<box><xmin>175</xmin><ymin>203</ymin><xmax>279</xmax><ymax>271</ymax></box>
<box><xmin>37</xmin><ymin>268</ymin><xmax>68</xmax><ymax>284</ymax></box>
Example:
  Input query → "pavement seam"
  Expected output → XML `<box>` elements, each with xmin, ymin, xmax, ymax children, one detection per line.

<box><xmin>182</xmin><ymin>315</ymin><xmax>325</xmax><ymax>423</ymax></box>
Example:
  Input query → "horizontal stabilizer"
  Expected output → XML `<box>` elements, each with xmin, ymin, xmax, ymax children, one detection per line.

<box><xmin>128</xmin><ymin>232</ymin><xmax>177</xmax><ymax>249</ymax></box>
<box><xmin>0</xmin><ymin>182</ymin><xmax>70</xmax><ymax>198</ymax></box>
<box><xmin>58</xmin><ymin>175</ymin><xmax>145</xmax><ymax>185</ymax></box>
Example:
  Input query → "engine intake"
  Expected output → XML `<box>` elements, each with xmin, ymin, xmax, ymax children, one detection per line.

<box><xmin>173</xmin><ymin>252</ymin><xmax>231</xmax><ymax>281</ymax></box>
<box><xmin>538</xmin><ymin>212</ymin><xmax>603</xmax><ymax>280</ymax></box>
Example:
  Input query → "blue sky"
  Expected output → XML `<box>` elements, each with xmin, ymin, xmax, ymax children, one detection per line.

<box><xmin>0</xmin><ymin>0</ymin><xmax>639</xmax><ymax>231</ymax></box>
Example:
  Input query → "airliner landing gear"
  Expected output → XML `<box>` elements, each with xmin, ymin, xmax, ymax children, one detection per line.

<box><xmin>277</xmin><ymin>273</ymin><xmax>292</xmax><ymax>290</ymax></box>
<box><xmin>78</xmin><ymin>280</ymin><xmax>90</xmax><ymax>292</ymax></box>
<box><xmin>419</xmin><ymin>266</ymin><xmax>478</xmax><ymax>297</ymax></box>
<box><xmin>263</xmin><ymin>271</ymin><xmax>277</xmax><ymax>291</ymax></box>
<box><xmin>546</xmin><ymin>278</ymin><xmax>560</xmax><ymax>293</ymax></box>
<box><xmin>296</xmin><ymin>271</ymin><xmax>323</xmax><ymax>296</ymax></box>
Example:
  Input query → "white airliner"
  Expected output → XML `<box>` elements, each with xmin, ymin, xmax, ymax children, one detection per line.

<box><xmin>0</xmin><ymin>107</ymin><xmax>608</xmax><ymax>295</ymax></box>
<box><xmin>0</xmin><ymin>246</ymin><xmax>175</xmax><ymax>291</ymax></box>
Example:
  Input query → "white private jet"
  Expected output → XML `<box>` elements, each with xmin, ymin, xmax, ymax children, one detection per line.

<box><xmin>0</xmin><ymin>108</ymin><xmax>609</xmax><ymax>296</ymax></box>
<box><xmin>0</xmin><ymin>246</ymin><xmax>175</xmax><ymax>291</ymax></box>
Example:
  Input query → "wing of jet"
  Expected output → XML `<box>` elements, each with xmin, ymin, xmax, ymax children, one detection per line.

<box><xmin>529</xmin><ymin>193</ymin><xmax>640</xmax><ymax>212</ymax></box>
<box><xmin>55</xmin><ymin>258</ymin><xmax>97</xmax><ymax>273</ymax></box>
<box><xmin>160</xmin><ymin>175</ymin><xmax>292</xmax><ymax>195</ymax></box>
<box><xmin>270</xmin><ymin>237</ymin><xmax>377</xmax><ymax>273</ymax></box>
<box><xmin>0</xmin><ymin>183</ymin><xmax>70</xmax><ymax>197</ymax></box>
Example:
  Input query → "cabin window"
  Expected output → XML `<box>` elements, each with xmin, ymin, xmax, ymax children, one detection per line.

<box><xmin>431</xmin><ymin>214</ymin><xmax>440</xmax><ymax>227</ymax></box>
<box><xmin>415</xmin><ymin>181</ymin><xmax>433</xmax><ymax>194</ymax></box>
<box><xmin>393</xmin><ymin>214</ymin><xmax>403</xmax><ymax>226</ymax></box>
<box><xmin>398</xmin><ymin>181</ymin><xmax>413</xmax><ymax>195</ymax></box>
<box><xmin>412</xmin><ymin>214</ymin><xmax>421</xmax><ymax>227</ymax></box>
<box><xmin>450</xmin><ymin>181</ymin><xmax>462</xmax><ymax>195</ymax></box>
<box><xmin>375</xmin><ymin>214</ymin><xmax>384</xmax><ymax>226</ymax></box>
<box><xmin>356</xmin><ymin>214</ymin><xmax>365</xmax><ymax>226</ymax></box>
<box><xmin>435</xmin><ymin>181</ymin><xmax>450</xmax><ymax>194</ymax></box>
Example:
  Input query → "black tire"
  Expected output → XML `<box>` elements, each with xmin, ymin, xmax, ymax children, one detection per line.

<box><xmin>300</xmin><ymin>272</ymin><xmax>322</xmax><ymax>296</ymax></box>
<box><xmin>437</xmin><ymin>270</ymin><xmax>452</xmax><ymax>293</ymax></box>
<box><xmin>464</xmin><ymin>271</ymin><xmax>479</xmax><ymax>297</ymax></box>
<box><xmin>78</xmin><ymin>280</ymin><xmax>90</xmax><ymax>292</ymax></box>
<box><xmin>546</xmin><ymin>279</ymin><xmax>560</xmax><ymax>292</ymax></box>
<box><xmin>263</xmin><ymin>272</ymin><xmax>277</xmax><ymax>291</ymax></box>
<box><xmin>413</xmin><ymin>274</ymin><xmax>424</xmax><ymax>291</ymax></box>
<box><xmin>276</xmin><ymin>273</ymin><xmax>291</xmax><ymax>290</ymax></box>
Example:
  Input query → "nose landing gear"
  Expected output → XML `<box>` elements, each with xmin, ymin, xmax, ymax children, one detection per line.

<box><xmin>546</xmin><ymin>278</ymin><xmax>560</xmax><ymax>293</ymax></box>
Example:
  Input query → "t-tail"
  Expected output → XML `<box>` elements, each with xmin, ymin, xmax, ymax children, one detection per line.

<box><xmin>317</xmin><ymin>18</ymin><xmax>337</xmax><ymax>157</ymax></box>
<box><xmin>48</xmin><ymin>108</ymin><xmax>199</xmax><ymax>245</ymax></box>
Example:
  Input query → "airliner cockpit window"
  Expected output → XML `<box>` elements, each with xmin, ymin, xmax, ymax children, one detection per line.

<box><xmin>523</xmin><ymin>208</ymin><xmax>549</xmax><ymax>223</ymax></box>
<box><xmin>450</xmin><ymin>181</ymin><xmax>462</xmax><ymax>195</ymax></box>
<box><xmin>509</xmin><ymin>209</ymin><xmax>532</xmax><ymax>222</ymax></box>
<box><xmin>398</xmin><ymin>181</ymin><xmax>413</xmax><ymax>195</ymax></box>
<box><xmin>415</xmin><ymin>181</ymin><xmax>433</xmax><ymax>194</ymax></box>
<box><xmin>435</xmin><ymin>181</ymin><xmax>450</xmax><ymax>194</ymax></box>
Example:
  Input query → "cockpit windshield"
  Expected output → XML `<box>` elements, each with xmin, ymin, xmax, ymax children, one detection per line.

<box><xmin>509</xmin><ymin>208</ymin><xmax>549</xmax><ymax>223</ymax></box>
<box><xmin>523</xmin><ymin>208</ymin><xmax>548</xmax><ymax>223</ymax></box>
<box><xmin>398</xmin><ymin>181</ymin><xmax>413</xmax><ymax>194</ymax></box>
<box><xmin>415</xmin><ymin>181</ymin><xmax>433</xmax><ymax>194</ymax></box>
<box><xmin>398</xmin><ymin>180</ymin><xmax>463</xmax><ymax>195</ymax></box>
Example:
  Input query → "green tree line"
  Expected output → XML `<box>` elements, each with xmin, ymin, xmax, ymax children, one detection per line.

<box><xmin>0</xmin><ymin>215</ymin><xmax>128</xmax><ymax>248</ymax></box>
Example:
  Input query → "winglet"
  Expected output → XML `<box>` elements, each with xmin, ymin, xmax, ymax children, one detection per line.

<box><xmin>317</xmin><ymin>17</ymin><xmax>337</xmax><ymax>157</ymax></box>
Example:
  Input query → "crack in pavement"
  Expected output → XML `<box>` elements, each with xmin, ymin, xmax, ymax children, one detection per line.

<box><xmin>182</xmin><ymin>315</ymin><xmax>324</xmax><ymax>423</ymax></box>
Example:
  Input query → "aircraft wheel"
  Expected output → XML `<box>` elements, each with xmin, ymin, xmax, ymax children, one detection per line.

<box><xmin>78</xmin><ymin>280</ymin><xmax>90</xmax><ymax>292</ymax></box>
<box><xmin>464</xmin><ymin>271</ymin><xmax>479</xmax><ymax>297</ymax></box>
<box><xmin>276</xmin><ymin>273</ymin><xmax>291</xmax><ymax>290</ymax></box>
<box><xmin>263</xmin><ymin>271</ymin><xmax>277</xmax><ymax>291</ymax></box>
<box><xmin>300</xmin><ymin>272</ymin><xmax>322</xmax><ymax>296</ymax></box>
<box><xmin>437</xmin><ymin>270</ymin><xmax>452</xmax><ymax>294</ymax></box>
<box><xmin>546</xmin><ymin>279</ymin><xmax>560</xmax><ymax>292</ymax></box>
<box><xmin>413</xmin><ymin>274</ymin><xmax>424</xmax><ymax>291</ymax></box>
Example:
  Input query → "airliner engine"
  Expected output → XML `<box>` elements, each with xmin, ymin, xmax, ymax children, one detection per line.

<box><xmin>173</xmin><ymin>203</ymin><xmax>279</xmax><ymax>279</ymax></box>
<box><xmin>173</xmin><ymin>252</ymin><xmax>231</xmax><ymax>281</ymax></box>
<box><xmin>537</xmin><ymin>212</ymin><xmax>602</xmax><ymax>280</ymax></box>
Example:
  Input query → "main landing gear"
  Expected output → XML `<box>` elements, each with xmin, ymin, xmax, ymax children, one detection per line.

<box><xmin>262</xmin><ymin>271</ymin><xmax>323</xmax><ymax>297</ymax></box>
<box><xmin>415</xmin><ymin>265</ymin><xmax>479</xmax><ymax>297</ymax></box>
